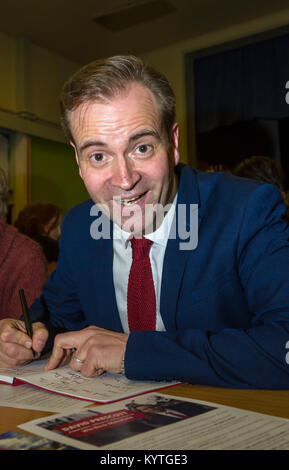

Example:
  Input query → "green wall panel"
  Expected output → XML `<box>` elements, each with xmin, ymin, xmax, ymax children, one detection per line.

<box><xmin>30</xmin><ymin>135</ymin><xmax>89</xmax><ymax>215</ymax></box>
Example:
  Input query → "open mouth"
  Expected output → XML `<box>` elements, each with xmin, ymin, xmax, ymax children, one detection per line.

<box><xmin>114</xmin><ymin>192</ymin><xmax>147</xmax><ymax>206</ymax></box>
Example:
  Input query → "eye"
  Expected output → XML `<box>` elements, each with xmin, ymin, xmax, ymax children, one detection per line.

<box><xmin>135</xmin><ymin>144</ymin><xmax>153</xmax><ymax>156</ymax></box>
<box><xmin>138</xmin><ymin>144</ymin><xmax>149</xmax><ymax>153</ymax></box>
<box><xmin>90</xmin><ymin>152</ymin><xmax>105</xmax><ymax>163</ymax></box>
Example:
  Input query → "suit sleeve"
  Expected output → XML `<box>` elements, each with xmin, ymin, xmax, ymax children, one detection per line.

<box><xmin>28</xmin><ymin>212</ymin><xmax>89</xmax><ymax>350</ymax></box>
<box><xmin>125</xmin><ymin>185</ymin><xmax>289</xmax><ymax>389</ymax></box>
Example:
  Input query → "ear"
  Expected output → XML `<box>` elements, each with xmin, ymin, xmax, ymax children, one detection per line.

<box><xmin>70</xmin><ymin>141</ymin><xmax>83</xmax><ymax>179</ymax></box>
<box><xmin>171</xmin><ymin>123</ymin><xmax>180</xmax><ymax>167</ymax></box>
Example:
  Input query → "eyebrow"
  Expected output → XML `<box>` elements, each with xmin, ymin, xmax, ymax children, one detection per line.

<box><xmin>78</xmin><ymin>130</ymin><xmax>161</xmax><ymax>154</ymax></box>
<box><xmin>128</xmin><ymin>130</ymin><xmax>161</xmax><ymax>143</ymax></box>
<box><xmin>79</xmin><ymin>141</ymin><xmax>106</xmax><ymax>153</ymax></box>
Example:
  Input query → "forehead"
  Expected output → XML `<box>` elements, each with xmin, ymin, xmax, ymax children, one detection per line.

<box><xmin>69</xmin><ymin>83</ymin><xmax>162</xmax><ymax>144</ymax></box>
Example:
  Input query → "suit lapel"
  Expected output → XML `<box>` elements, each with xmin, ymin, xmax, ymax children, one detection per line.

<box><xmin>160</xmin><ymin>166</ymin><xmax>205</xmax><ymax>331</ymax></box>
<box><xmin>92</xmin><ymin>221</ymin><xmax>123</xmax><ymax>332</ymax></box>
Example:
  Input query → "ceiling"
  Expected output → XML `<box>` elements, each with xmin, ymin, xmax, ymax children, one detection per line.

<box><xmin>1</xmin><ymin>0</ymin><xmax>289</xmax><ymax>64</ymax></box>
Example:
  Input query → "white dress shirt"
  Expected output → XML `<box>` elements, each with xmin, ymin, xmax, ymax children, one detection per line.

<box><xmin>113</xmin><ymin>196</ymin><xmax>177</xmax><ymax>333</ymax></box>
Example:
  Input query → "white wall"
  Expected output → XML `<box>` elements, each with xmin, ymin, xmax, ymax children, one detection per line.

<box><xmin>0</xmin><ymin>31</ymin><xmax>80</xmax><ymax>143</ymax></box>
<box><xmin>0</xmin><ymin>32</ymin><xmax>81</xmax><ymax>215</ymax></box>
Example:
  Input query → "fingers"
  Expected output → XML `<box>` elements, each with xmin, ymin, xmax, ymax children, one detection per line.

<box><xmin>46</xmin><ymin>328</ymin><xmax>104</xmax><ymax>371</ymax></box>
<box><xmin>31</xmin><ymin>322</ymin><xmax>49</xmax><ymax>353</ymax></box>
<box><xmin>45</xmin><ymin>331</ymin><xmax>81</xmax><ymax>371</ymax></box>
<box><xmin>0</xmin><ymin>319</ymin><xmax>48</xmax><ymax>368</ymax></box>
<box><xmin>71</xmin><ymin>354</ymin><xmax>105</xmax><ymax>377</ymax></box>
<box><xmin>45</xmin><ymin>348</ymin><xmax>72</xmax><ymax>370</ymax></box>
<box><xmin>45</xmin><ymin>345</ymin><xmax>66</xmax><ymax>371</ymax></box>
<box><xmin>70</xmin><ymin>347</ymin><xmax>105</xmax><ymax>377</ymax></box>
<box><xmin>0</xmin><ymin>320</ymin><xmax>34</xmax><ymax>367</ymax></box>
<box><xmin>0</xmin><ymin>319</ymin><xmax>32</xmax><ymax>348</ymax></box>
<box><xmin>0</xmin><ymin>342</ymin><xmax>35</xmax><ymax>367</ymax></box>
<box><xmin>69</xmin><ymin>332</ymin><xmax>128</xmax><ymax>377</ymax></box>
<box><xmin>45</xmin><ymin>328</ymin><xmax>128</xmax><ymax>377</ymax></box>
<box><xmin>0</xmin><ymin>318</ymin><xmax>33</xmax><ymax>367</ymax></box>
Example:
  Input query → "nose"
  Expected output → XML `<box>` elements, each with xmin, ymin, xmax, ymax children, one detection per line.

<box><xmin>110</xmin><ymin>156</ymin><xmax>140</xmax><ymax>191</ymax></box>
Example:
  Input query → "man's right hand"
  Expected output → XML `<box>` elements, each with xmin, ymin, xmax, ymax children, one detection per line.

<box><xmin>0</xmin><ymin>319</ymin><xmax>48</xmax><ymax>367</ymax></box>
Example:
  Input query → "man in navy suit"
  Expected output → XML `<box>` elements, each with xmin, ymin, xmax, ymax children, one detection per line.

<box><xmin>0</xmin><ymin>56</ymin><xmax>289</xmax><ymax>389</ymax></box>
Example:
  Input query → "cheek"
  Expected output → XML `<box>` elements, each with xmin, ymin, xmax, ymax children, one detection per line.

<box><xmin>80</xmin><ymin>168</ymin><xmax>114</xmax><ymax>203</ymax></box>
<box><xmin>50</xmin><ymin>227</ymin><xmax>60</xmax><ymax>240</ymax></box>
<box><xmin>80</xmin><ymin>169</ymin><xmax>103</xmax><ymax>196</ymax></box>
<box><xmin>146</xmin><ymin>159</ymin><xmax>171</xmax><ymax>187</ymax></box>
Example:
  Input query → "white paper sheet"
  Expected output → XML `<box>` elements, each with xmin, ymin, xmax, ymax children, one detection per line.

<box><xmin>19</xmin><ymin>392</ymin><xmax>289</xmax><ymax>450</ymax></box>
<box><xmin>0</xmin><ymin>359</ymin><xmax>179</xmax><ymax>403</ymax></box>
<box><xmin>0</xmin><ymin>383</ymin><xmax>93</xmax><ymax>412</ymax></box>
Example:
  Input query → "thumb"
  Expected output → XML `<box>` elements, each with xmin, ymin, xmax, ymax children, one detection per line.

<box><xmin>32</xmin><ymin>322</ymin><xmax>49</xmax><ymax>353</ymax></box>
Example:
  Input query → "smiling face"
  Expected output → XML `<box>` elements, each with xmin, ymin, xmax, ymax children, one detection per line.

<box><xmin>70</xmin><ymin>82</ymin><xmax>180</xmax><ymax>234</ymax></box>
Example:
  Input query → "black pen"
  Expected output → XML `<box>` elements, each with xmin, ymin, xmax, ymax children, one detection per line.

<box><xmin>19</xmin><ymin>289</ymin><xmax>36</xmax><ymax>358</ymax></box>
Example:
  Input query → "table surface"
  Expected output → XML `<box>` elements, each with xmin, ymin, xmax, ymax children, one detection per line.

<box><xmin>1</xmin><ymin>383</ymin><xmax>289</xmax><ymax>435</ymax></box>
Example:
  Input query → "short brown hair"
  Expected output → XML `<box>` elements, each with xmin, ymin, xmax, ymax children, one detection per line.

<box><xmin>60</xmin><ymin>55</ymin><xmax>176</xmax><ymax>144</ymax></box>
<box><xmin>233</xmin><ymin>156</ymin><xmax>287</xmax><ymax>192</ymax></box>
<box><xmin>14</xmin><ymin>202</ymin><xmax>61</xmax><ymax>238</ymax></box>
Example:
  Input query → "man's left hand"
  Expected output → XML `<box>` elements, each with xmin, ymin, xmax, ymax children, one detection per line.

<box><xmin>45</xmin><ymin>326</ymin><xmax>128</xmax><ymax>376</ymax></box>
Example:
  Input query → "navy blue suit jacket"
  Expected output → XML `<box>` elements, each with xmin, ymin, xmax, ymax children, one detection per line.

<box><xmin>30</xmin><ymin>165</ymin><xmax>289</xmax><ymax>389</ymax></box>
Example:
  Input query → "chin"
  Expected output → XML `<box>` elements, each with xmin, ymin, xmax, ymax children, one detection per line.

<box><xmin>120</xmin><ymin>218</ymin><xmax>146</xmax><ymax>235</ymax></box>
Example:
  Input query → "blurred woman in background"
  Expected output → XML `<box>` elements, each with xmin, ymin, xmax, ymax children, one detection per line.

<box><xmin>233</xmin><ymin>156</ymin><xmax>289</xmax><ymax>221</ymax></box>
<box><xmin>14</xmin><ymin>202</ymin><xmax>62</xmax><ymax>275</ymax></box>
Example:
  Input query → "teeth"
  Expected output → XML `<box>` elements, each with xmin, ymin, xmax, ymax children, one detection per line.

<box><xmin>116</xmin><ymin>195</ymin><xmax>142</xmax><ymax>205</ymax></box>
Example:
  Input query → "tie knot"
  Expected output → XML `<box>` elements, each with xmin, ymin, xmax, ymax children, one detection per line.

<box><xmin>130</xmin><ymin>237</ymin><xmax>153</xmax><ymax>259</ymax></box>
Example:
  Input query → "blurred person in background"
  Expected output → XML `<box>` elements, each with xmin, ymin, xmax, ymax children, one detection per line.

<box><xmin>14</xmin><ymin>202</ymin><xmax>62</xmax><ymax>275</ymax></box>
<box><xmin>0</xmin><ymin>169</ymin><xmax>47</xmax><ymax>319</ymax></box>
<box><xmin>233</xmin><ymin>156</ymin><xmax>289</xmax><ymax>220</ymax></box>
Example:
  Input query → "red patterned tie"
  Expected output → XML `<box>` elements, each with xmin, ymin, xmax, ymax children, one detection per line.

<box><xmin>127</xmin><ymin>237</ymin><xmax>156</xmax><ymax>331</ymax></box>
